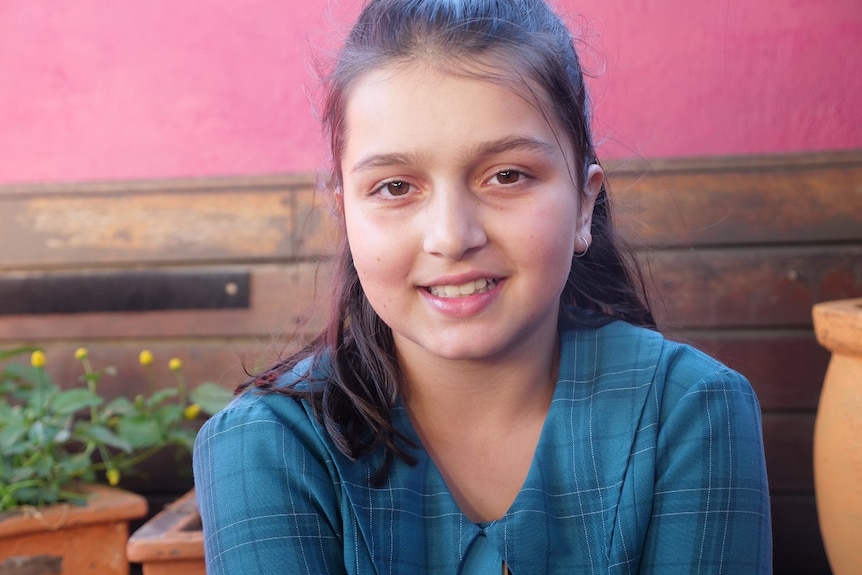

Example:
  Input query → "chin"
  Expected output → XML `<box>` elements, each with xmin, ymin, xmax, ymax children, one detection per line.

<box><xmin>411</xmin><ymin>336</ymin><xmax>508</xmax><ymax>363</ymax></box>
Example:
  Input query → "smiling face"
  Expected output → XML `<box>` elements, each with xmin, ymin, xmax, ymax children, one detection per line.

<box><xmin>340</xmin><ymin>62</ymin><xmax>599</xmax><ymax>369</ymax></box>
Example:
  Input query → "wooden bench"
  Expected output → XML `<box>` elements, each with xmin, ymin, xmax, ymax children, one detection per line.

<box><xmin>2</xmin><ymin>150</ymin><xmax>860</xmax><ymax>573</ymax></box>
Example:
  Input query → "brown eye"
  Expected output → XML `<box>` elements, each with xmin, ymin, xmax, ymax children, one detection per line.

<box><xmin>386</xmin><ymin>181</ymin><xmax>409</xmax><ymax>196</ymax></box>
<box><xmin>495</xmin><ymin>170</ymin><xmax>521</xmax><ymax>185</ymax></box>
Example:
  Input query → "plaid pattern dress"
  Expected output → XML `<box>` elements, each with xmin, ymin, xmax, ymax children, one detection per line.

<box><xmin>193</xmin><ymin>319</ymin><xmax>772</xmax><ymax>574</ymax></box>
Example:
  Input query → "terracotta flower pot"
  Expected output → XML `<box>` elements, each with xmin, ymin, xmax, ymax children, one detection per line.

<box><xmin>0</xmin><ymin>484</ymin><xmax>147</xmax><ymax>575</ymax></box>
<box><xmin>126</xmin><ymin>489</ymin><xmax>204</xmax><ymax>575</ymax></box>
<box><xmin>813</xmin><ymin>297</ymin><xmax>862</xmax><ymax>575</ymax></box>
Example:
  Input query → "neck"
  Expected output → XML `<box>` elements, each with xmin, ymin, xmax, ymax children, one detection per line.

<box><xmin>398</xmin><ymin>329</ymin><xmax>560</xmax><ymax>434</ymax></box>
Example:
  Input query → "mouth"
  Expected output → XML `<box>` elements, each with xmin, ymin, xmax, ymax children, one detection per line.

<box><xmin>425</xmin><ymin>278</ymin><xmax>499</xmax><ymax>298</ymax></box>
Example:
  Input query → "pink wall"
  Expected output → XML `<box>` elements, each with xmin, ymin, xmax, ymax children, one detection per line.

<box><xmin>1</xmin><ymin>0</ymin><xmax>860</xmax><ymax>184</ymax></box>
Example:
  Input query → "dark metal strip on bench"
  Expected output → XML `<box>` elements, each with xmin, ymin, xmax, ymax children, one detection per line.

<box><xmin>0</xmin><ymin>270</ymin><xmax>250</xmax><ymax>315</ymax></box>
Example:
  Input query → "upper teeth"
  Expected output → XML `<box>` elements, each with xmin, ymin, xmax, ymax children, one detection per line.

<box><xmin>428</xmin><ymin>278</ymin><xmax>496</xmax><ymax>298</ymax></box>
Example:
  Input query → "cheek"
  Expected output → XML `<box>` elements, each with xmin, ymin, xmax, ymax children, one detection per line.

<box><xmin>344</xmin><ymin>208</ymin><xmax>408</xmax><ymax>299</ymax></box>
<box><xmin>516</xmin><ymin>203</ymin><xmax>578</xmax><ymax>285</ymax></box>
<box><xmin>518</xmin><ymin>201</ymin><xmax>578</xmax><ymax>254</ymax></box>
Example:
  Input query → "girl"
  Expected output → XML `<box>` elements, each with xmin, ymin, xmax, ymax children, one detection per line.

<box><xmin>193</xmin><ymin>0</ymin><xmax>773</xmax><ymax>572</ymax></box>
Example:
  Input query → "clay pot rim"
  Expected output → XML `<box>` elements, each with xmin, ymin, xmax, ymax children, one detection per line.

<box><xmin>0</xmin><ymin>484</ymin><xmax>147</xmax><ymax>539</ymax></box>
<box><xmin>813</xmin><ymin>297</ymin><xmax>862</xmax><ymax>356</ymax></box>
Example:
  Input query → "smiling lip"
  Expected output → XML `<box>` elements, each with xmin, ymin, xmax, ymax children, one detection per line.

<box><xmin>420</xmin><ymin>275</ymin><xmax>503</xmax><ymax>317</ymax></box>
<box><xmin>425</xmin><ymin>277</ymin><xmax>499</xmax><ymax>298</ymax></box>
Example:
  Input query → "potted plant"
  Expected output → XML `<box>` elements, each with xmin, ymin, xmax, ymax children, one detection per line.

<box><xmin>0</xmin><ymin>346</ymin><xmax>232</xmax><ymax>575</ymax></box>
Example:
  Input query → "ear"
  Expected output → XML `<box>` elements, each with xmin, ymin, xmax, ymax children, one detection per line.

<box><xmin>577</xmin><ymin>163</ymin><xmax>603</xmax><ymax>247</ymax></box>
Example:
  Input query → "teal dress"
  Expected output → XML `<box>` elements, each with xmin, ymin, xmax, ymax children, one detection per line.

<box><xmin>193</xmin><ymin>320</ymin><xmax>772</xmax><ymax>573</ymax></box>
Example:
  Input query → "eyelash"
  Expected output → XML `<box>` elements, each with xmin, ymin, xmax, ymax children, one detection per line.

<box><xmin>487</xmin><ymin>169</ymin><xmax>530</xmax><ymax>186</ymax></box>
<box><xmin>369</xmin><ymin>168</ymin><xmax>532</xmax><ymax>199</ymax></box>
<box><xmin>371</xmin><ymin>179</ymin><xmax>416</xmax><ymax>199</ymax></box>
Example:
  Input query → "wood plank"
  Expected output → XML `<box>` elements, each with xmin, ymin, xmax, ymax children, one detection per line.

<box><xmin>4</xmin><ymin>245</ymin><xmax>859</xmax><ymax>342</ymax></box>
<box><xmin>0</xmin><ymin>263</ymin><xmax>333</xmax><ymax>342</ymax></box>
<box><xmin>770</xmin><ymin>495</ymin><xmax>831</xmax><ymax>574</ymax></box>
<box><xmin>641</xmin><ymin>245</ymin><xmax>862</xmax><ymax>329</ymax></box>
<box><xmin>0</xmin><ymin>178</ymin><xmax>336</xmax><ymax>269</ymax></box>
<box><xmin>675</xmin><ymin>331</ymin><xmax>829</xmax><ymax>411</ymax></box>
<box><xmin>609</xmin><ymin>150</ymin><xmax>862</xmax><ymax>247</ymax></box>
<box><xmin>762</xmin><ymin>414</ymin><xmax>816</xmax><ymax>492</ymax></box>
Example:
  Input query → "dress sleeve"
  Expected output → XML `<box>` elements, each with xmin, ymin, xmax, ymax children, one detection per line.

<box><xmin>639</xmin><ymin>352</ymin><xmax>773</xmax><ymax>574</ymax></box>
<box><xmin>192</xmin><ymin>394</ymin><xmax>346</xmax><ymax>575</ymax></box>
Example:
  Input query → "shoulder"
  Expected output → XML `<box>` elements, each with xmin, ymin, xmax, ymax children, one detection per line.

<box><xmin>562</xmin><ymin>318</ymin><xmax>757</xmax><ymax>414</ymax></box>
<box><xmin>584</xmin><ymin>322</ymin><xmax>764</xmax><ymax>446</ymax></box>
<box><xmin>193</xmin><ymin>355</ymin><xmax>340</xmax><ymax>467</ymax></box>
<box><xmin>652</xmin><ymin>333</ymin><xmax>758</xmax><ymax>422</ymax></box>
<box><xmin>192</xmin><ymin>356</ymin><xmax>350</xmax><ymax>573</ymax></box>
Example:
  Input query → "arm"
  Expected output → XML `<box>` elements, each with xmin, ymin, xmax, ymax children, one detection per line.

<box><xmin>193</xmin><ymin>394</ymin><xmax>346</xmax><ymax>575</ymax></box>
<box><xmin>640</xmin><ymin>361</ymin><xmax>773</xmax><ymax>574</ymax></box>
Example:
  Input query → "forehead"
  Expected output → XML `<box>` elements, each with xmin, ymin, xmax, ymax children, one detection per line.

<box><xmin>341</xmin><ymin>60</ymin><xmax>568</xmax><ymax>166</ymax></box>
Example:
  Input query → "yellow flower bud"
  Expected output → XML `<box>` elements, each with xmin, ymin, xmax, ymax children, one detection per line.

<box><xmin>138</xmin><ymin>350</ymin><xmax>154</xmax><ymax>367</ymax></box>
<box><xmin>74</xmin><ymin>347</ymin><xmax>89</xmax><ymax>360</ymax></box>
<box><xmin>30</xmin><ymin>350</ymin><xmax>46</xmax><ymax>368</ymax></box>
<box><xmin>106</xmin><ymin>468</ymin><xmax>121</xmax><ymax>486</ymax></box>
<box><xmin>183</xmin><ymin>404</ymin><xmax>201</xmax><ymax>420</ymax></box>
<box><xmin>168</xmin><ymin>358</ymin><xmax>183</xmax><ymax>372</ymax></box>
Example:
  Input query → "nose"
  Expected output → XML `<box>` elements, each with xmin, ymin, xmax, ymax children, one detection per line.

<box><xmin>422</xmin><ymin>186</ymin><xmax>487</xmax><ymax>260</ymax></box>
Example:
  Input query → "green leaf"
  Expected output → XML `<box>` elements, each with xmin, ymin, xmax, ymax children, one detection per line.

<box><xmin>28</xmin><ymin>421</ymin><xmax>46</xmax><ymax>444</ymax></box>
<box><xmin>0</xmin><ymin>346</ymin><xmax>40</xmax><ymax>361</ymax></box>
<box><xmin>116</xmin><ymin>417</ymin><xmax>165</xmax><ymax>449</ymax></box>
<box><xmin>58</xmin><ymin>453</ymin><xmax>95</xmax><ymax>476</ymax></box>
<box><xmin>8</xmin><ymin>465</ymin><xmax>36</xmax><ymax>483</ymax></box>
<box><xmin>166</xmin><ymin>429</ymin><xmax>196</xmax><ymax>451</ymax></box>
<box><xmin>0</xmin><ymin>420</ymin><xmax>28</xmax><ymax>450</ymax></box>
<box><xmin>78</xmin><ymin>366</ymin><xmax>117</xmax><ymax>384</ymax></box>
<box><xmin>155</xmin><ymin>404</ymin><xmax>183</xmax><ymax>426</ymax></box>
<box><xmin>86</xmin><ymin>425</ymin><xmax>133</xmax><ymax>452</ymax></box>
<box><xmin>105</xmin><ymin>396</ymin><xmax>137</xmax><ymax>416</ymax></box>
<box><xmin>3</xmin><ymin>363</ymin><xmax>55</xmax><ymax>385</ymax></box>
<box><xmin>147</xmin><ymin>388</ymin><xmax>179</xmax><ymax>407</ymax></box>
<box><xmin>51</xmin><ymin>388</ymin><xmax>103</xmax><ymax>415</ymax></box>
<box><xmin>1</xmin><ymin>438</ymin><xmax>35</xmax><ymax>456</ymax></box>
<box><xmin>31</xmin><ymin>454</ymin><xmax>53</xmax><ymax>477</ymax></box>
<box><xmin>190</xmin><ymin>382</ymin><xmax>234</xmax><ymax>415</ymax></box>
<box><xmin>14</xmin><ymin>485</ymin><xmax>61</xmax><ymax>508</ymax></box>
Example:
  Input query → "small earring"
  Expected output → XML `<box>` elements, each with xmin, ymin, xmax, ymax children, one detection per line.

<box><xmin>573</xmin><ymin>236</ymin><xmax>588</xmax><ymax>258</ymax></box>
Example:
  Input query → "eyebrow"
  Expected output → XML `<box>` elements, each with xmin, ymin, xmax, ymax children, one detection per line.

<box><xmin>348</xmin><ymin>136</ymin><xmax>557</xmax><ymax>175</ymax></box>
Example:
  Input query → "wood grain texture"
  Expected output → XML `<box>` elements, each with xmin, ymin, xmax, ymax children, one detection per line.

<box><xmin>609</xmin><ymin>150</ymin><xmax>862</xmax><ymax>248</ymax></box>
<box><xmin>0</xmin><ymin>178</ymin><xmax>335</xmax><ymax>269</ymax></box>
<box><xmin>643</xmin><ymin>245</ymin><xmax>862</xmax><ymax>329</ymax></box>
<box><xmin>771</xmin><ymin>495</ymin><xmax>831</xmax><ymax>575</ymax></box>
<box><xmin>762</xmin><ymin>414</ymin><xmax>816</xmax><ymax>492</ymax></box>
<box><xmin>0</xmin><ymin>263</ymin><xmax>332</xmax><ymax>342</ymax></box>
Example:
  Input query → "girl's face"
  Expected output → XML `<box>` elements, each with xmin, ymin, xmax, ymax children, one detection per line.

<box><xmin>340</xmin><ymin>62</ymin><xmax>601</xmax><ymax>367</ymax></box>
